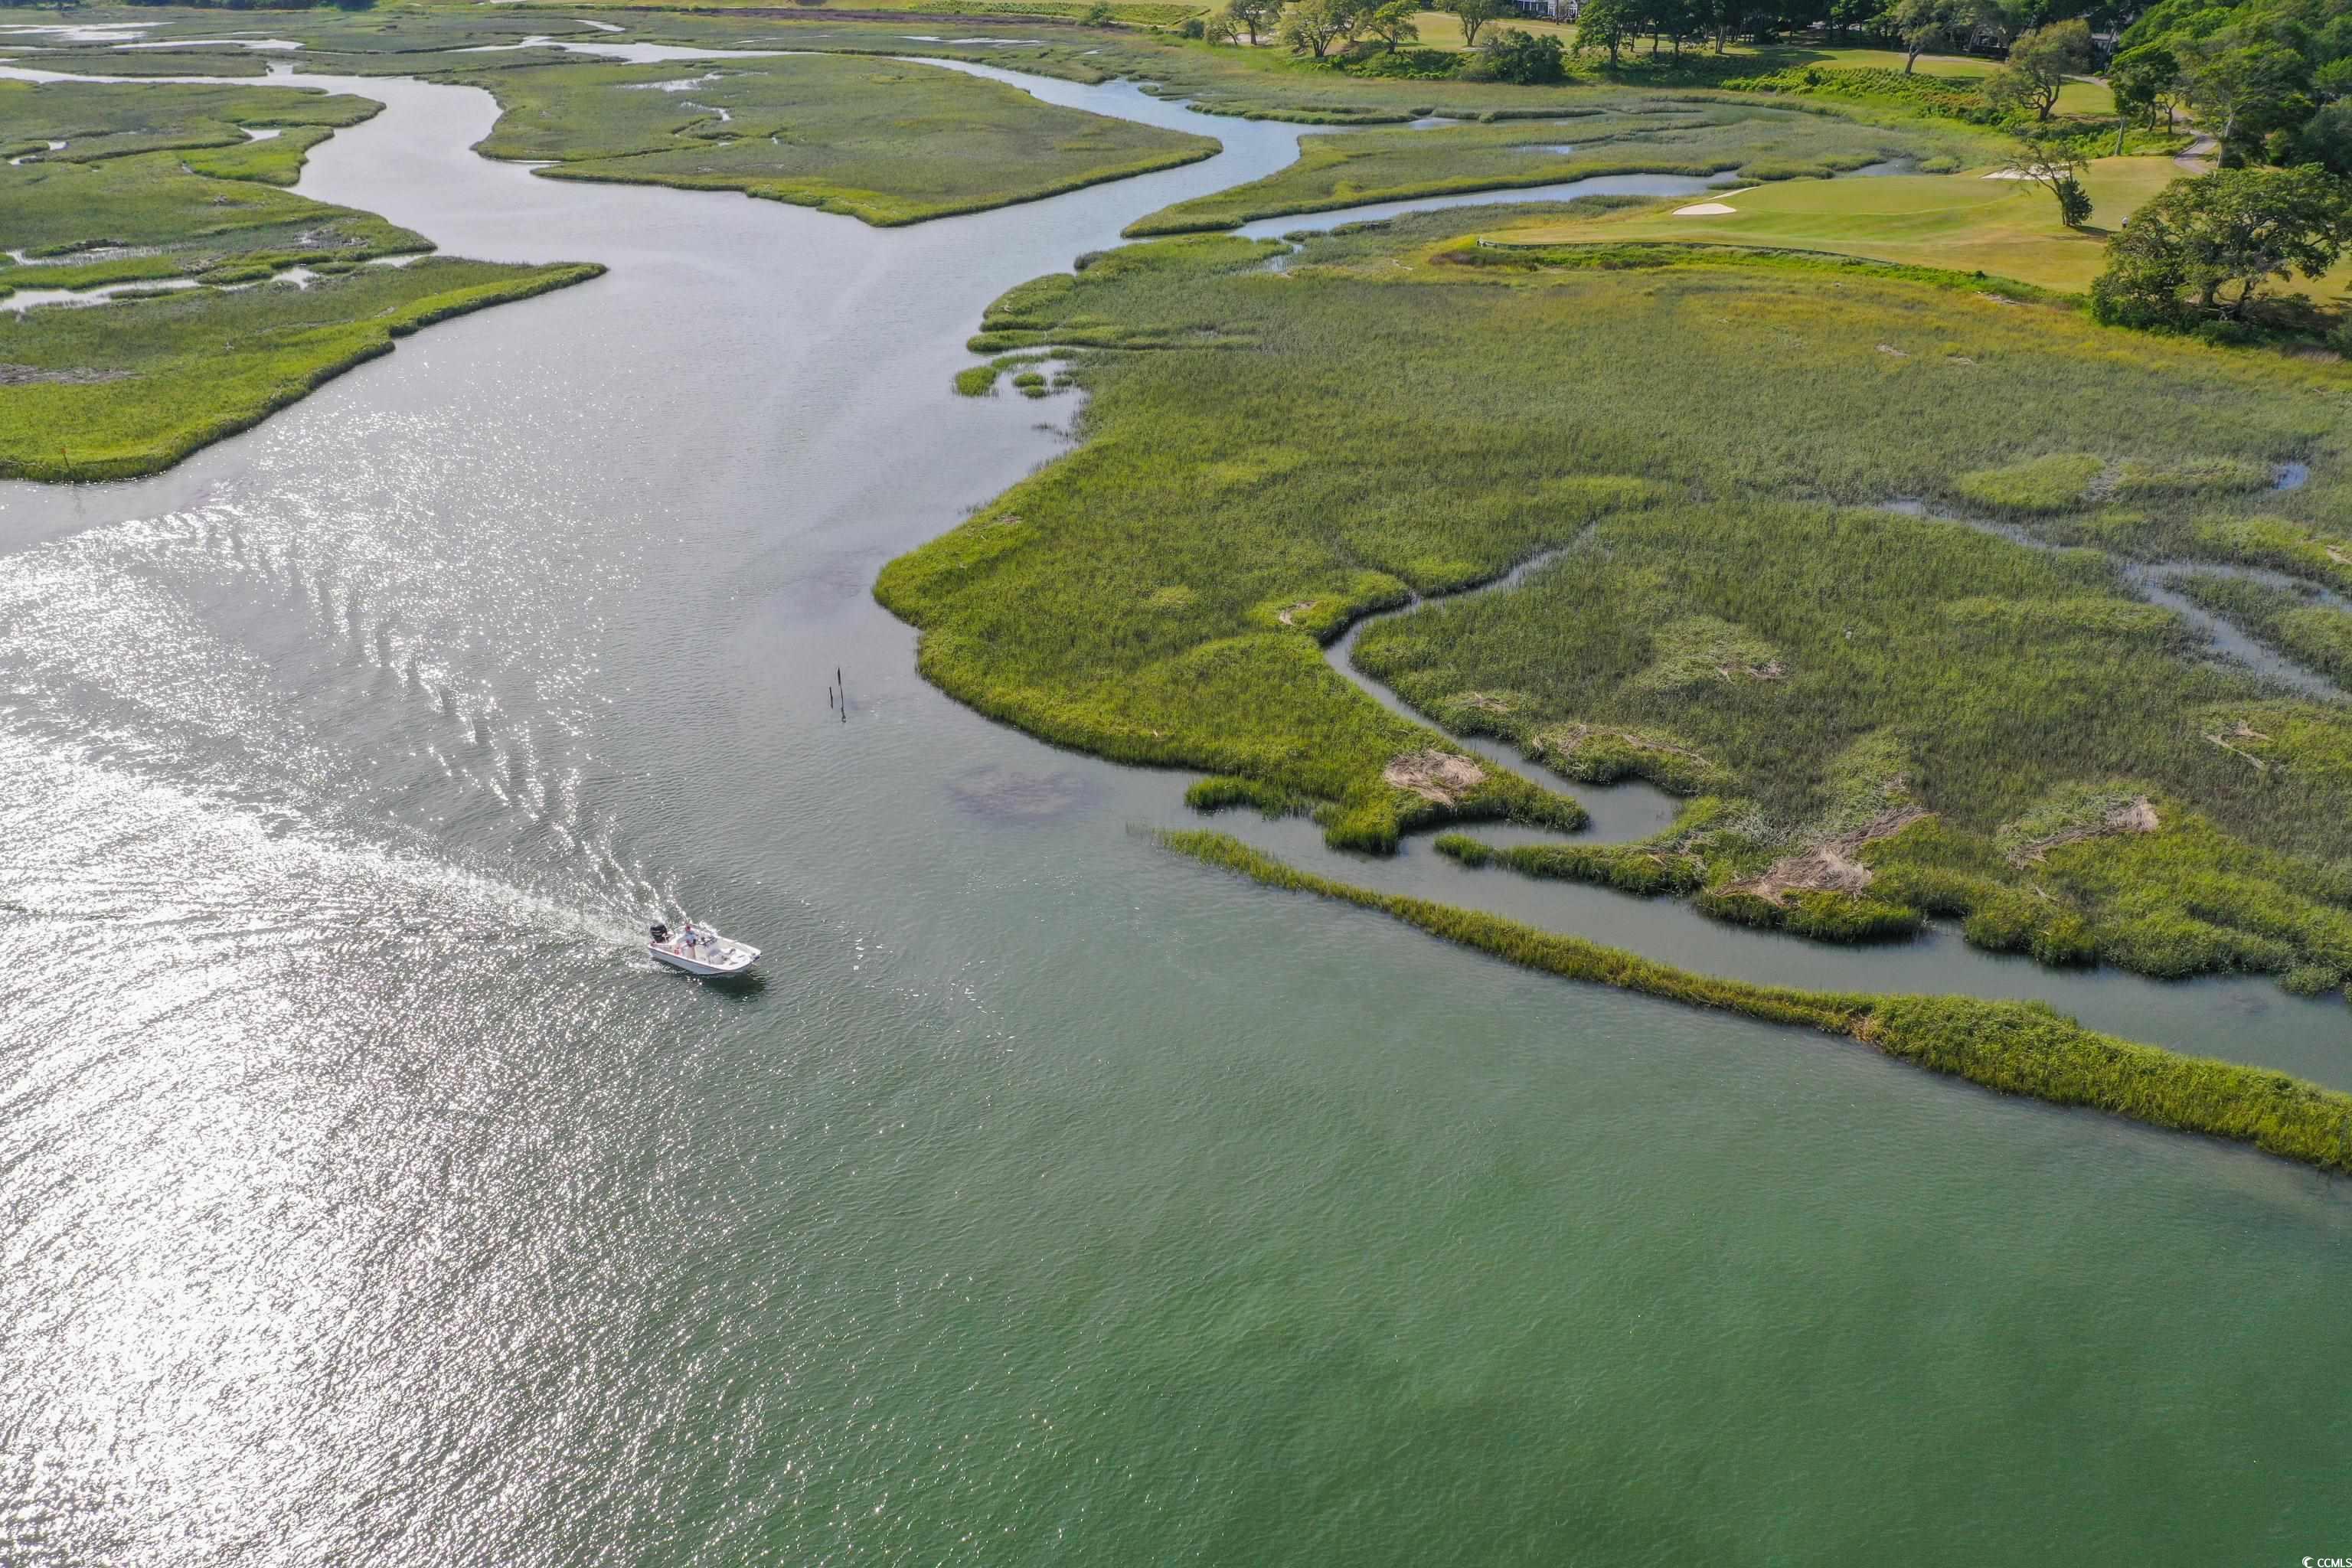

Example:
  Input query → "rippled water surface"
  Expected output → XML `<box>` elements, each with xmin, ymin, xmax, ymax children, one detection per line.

<box><xmin>2</xmin><ymin>58</ymin><xmax>2350</xmax><ymax>1567</ymax></box>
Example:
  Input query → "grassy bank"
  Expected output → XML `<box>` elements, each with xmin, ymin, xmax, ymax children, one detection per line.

<box><xmin>1123</xmin><ymin>99</ymin><xmax>1991</xmax><ymax>237</ymax></box>
<box><xmin>0</xmin><ymin>259</ymin><xmax>603</xmax><ymax>480</ymax></box>
<box><xmin>461</xmin><ymin>53</ymin><xmax>1218</xmax><ymax>226</ymax></box>
<box><xmin>878</xmin><ymin>210</ymin><xmax>2352</xmax><ymax>988</ymax></box>
<box><xmin>1164</xmin><ymin>829</ymin><xmax>2352</xmax><ymax>1176</ymax></box>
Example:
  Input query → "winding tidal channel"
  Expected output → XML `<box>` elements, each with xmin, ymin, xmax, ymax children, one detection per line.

<box><xmin>2</xmin><ymin>49</ymin><xmax>2350</xmax><ymax>1565</ymax></box>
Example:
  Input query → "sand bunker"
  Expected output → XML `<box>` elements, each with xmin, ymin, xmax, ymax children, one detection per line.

<box><xmin>1671</xmin><ymin>201</ymin><xmax>1737</xmax><ymax>217</ymax></box>
<box><xmin>1383</xmin><ymin>750</ymin><xmax>1485</xmax><ymax>805</ymax></box>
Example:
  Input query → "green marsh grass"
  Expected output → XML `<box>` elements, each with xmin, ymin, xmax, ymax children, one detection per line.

<box><xmin>2174</xmin><ymin>575</ymin><xmax>2352</xmax><ymax>690</ymax></box>
<box><xmin>1162</xmin><ymin>828</ymin><xmax>2352</xmax><ymax>1176</ymax></box>
<box><xmin>877</xmin><ymin>208</ymin><xmax>2352</xmax><ymax>985</ymax></box>
<box><xmin>0</xmin><ymin>76</ymin><xmax>598</xmax><ymax>481</ymax></box>
<box><xmin>2</xmin><ymin>82</ymin><xmax>422</xmax><ymax>295</ymax></box>
<box><xmin>0</xmin><ymin>77</ymin><xmax>376</xmax><ymax>187</ymax></box>
<box><xmin>463</xmin><ymin>54</ymin><xmax>1219</xmax><ymax>227</ymax></box>
<box><xmin>0</xmin><ymin>260</ymin><xmax>603</xmax><ymax>481</ymax></box>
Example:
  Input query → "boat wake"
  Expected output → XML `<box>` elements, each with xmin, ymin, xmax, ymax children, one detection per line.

<box><xmin>0</xmin><ymin>487</ymin><xmax>684</xmax><ymax>969</ymax></box>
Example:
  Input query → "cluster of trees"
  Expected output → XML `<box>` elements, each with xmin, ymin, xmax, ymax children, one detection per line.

<box><xmin>2109</xmin><ymin>0</ymin><xmax>2352</xmax><ymax>174</ymax></box>
<box><xmin>1557</xmin><ymin>0</ymin><xmax>2125</xmax><ymax>64</ymax></box>
<box><xmin>1200</xmin><ymin>0</ymin><xmax>1567</xmax><ymax>57</ymax></box>
<box><xmin>1197</xmin><ymin>0</ymin><xmax>1425</xmax><ymax>52</ymax></box>
<box><xmin>1193</xmin><ymin>0</ymin><xmax>2124</xmax><ymax>64</ymax></box>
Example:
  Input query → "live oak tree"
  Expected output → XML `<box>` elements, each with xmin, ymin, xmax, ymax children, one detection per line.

<box><xmin>1640</xmin><ymin>0</ymin><xmax>1702</xmax><ymax>57</ymax></box>
<box><xmin>1443</xmin><ymin>0</ymin><xmax>1507</xmax><ymax>47</ymax></box>
<box><xmin>1365</xmin><ymin>0</ymin><xmax>1420</xmax><ymax>50</ymax></box>
<box><xmin>2180</xmin><ymin>38</ymin><xmax>2313</xmax><ymax>164</ymax></box>
<box><xmin>1886</xmin><ymin>0</ymin><xmax>1978</xmax><ymax>74</ymax></box>
<box><xmin>1998</xmin><ymin>145</ymin><xmax>2093</xmax><ymax>227</ymax></box>
<box><xmin>1281</xmin><ymin>0</ymin><xmax>1361</xmax><ymax>57</ymax></box>
<box><xmin>1574</xmin><ymin>0</ymin><xmax>1635</xmax><ymax>65</ymax></box>
<box><xmin>2107</xmin><ymin>41</ymin><xmax>2180</xmax><ymax>154</ymax></box>
<box><xmin>1225</xmin><ymin>0</ymin><xmax>1281</xmax><ymax>44</ymax></box>
<box><xmin>2090</xmin><ymin>165</ymin><xmax>2352</xmax><ymax>325</ymax></box>
<box><xmin>1987</xmin><ymin>19</ymin><xmax>2094</xmax><ymax>122</ymax></box>
<box><xmin>2114</xmin><ymin>0</ymin><xmax>2348</xmax><ymax>175</ymax></box>
<box><xmin>1480</xmin><ymin>26</ymin><xmax>1567</xmax><ymax>79</ymax></box>
<box><xmin>2109</xmin><ymin>43</ymin><xmax>2181</xmax><ymax>129</ymax></box>
<box><xmin>2296</xmin><ymin>102</ymin><xmax>2352</xmax><ymax>178</ymax></box>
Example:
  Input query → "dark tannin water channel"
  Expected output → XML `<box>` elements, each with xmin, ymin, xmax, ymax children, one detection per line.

<box><xmin>2</xmin><ymin>54</ymin><xmax>2348</xmax><ymax>1566</ymax></box>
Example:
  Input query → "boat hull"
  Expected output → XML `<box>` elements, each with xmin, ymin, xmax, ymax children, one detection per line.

<box><xmin>648</xmin><ymin>938</ymin><xmax>760</xmax><ymax>977</ymax></box>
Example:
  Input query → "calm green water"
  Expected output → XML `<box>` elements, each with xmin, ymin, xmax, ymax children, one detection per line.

<box><xmin>2</xmin><ymin>56</ymin><xmax>2349</xmax><ymax>1567</ymax></box>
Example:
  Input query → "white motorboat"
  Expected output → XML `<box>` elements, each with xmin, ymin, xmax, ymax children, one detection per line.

<box><xmin>647</xmin><ymin>921</ymin><xmax>760</xmax><ymax>978</ymax></box>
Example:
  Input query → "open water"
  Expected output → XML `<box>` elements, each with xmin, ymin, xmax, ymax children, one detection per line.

<box><xmin>2</xmin><ymin>51</ymin><xmax>2349</xmax><ymax>1566</ymax></box>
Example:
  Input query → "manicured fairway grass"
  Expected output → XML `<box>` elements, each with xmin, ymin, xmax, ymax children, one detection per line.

<box><xmin>466</xmin><ymin>53</ymin><xmax>1220</xmax><ymax>225</ymax></box>
<box><xmin>1123</xmin><ymin>99</ymin><xmax>1991</xmax><ymax>236</ymax></box>
<box><xmin>1487</xmin><ymin>158</ymin><xmax>2212</xmax><ymax>293</ymax></box>
<box><xmin>880</xmin><ymin>211</ymin><xmax>2352</xmax><ymax>990</ymax></box>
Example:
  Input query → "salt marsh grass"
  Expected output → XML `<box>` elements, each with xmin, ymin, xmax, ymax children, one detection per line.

<box><xmin>466</xmin><ymin>54</ymin><xmax>1218</xmax><ymax>226</ymax></box>
<box><xmin>1164</xmin><ymin>829</ymin><xmax>2352</xmax><ymax>1176</ymax></box>
<box><xmin>0</xmin><ymin>80</ymin><xmax>598</xmax><ymax>479</ymax></box>
<box><xmin>880</xmin><ymin>210</ymin><xmax>2352</xmax><ymax>987</ymax></box>
<box><xmin>0</xmin><ymin>259</ymin><xmax>602</xmax><ymax>480</ymax></box>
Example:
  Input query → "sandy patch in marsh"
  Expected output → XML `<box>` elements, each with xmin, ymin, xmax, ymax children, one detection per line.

<box><xmin>2007</xmin><ymin>795</ymin><xmax>2159</xmax><ymax>863</ymax></box>
<box><xmin>1383</xmin><ymin>750</ymin><xmax>1485</xmax><ymax>805</ymax></box>
<box><xmin>1728</xmin><ymin>806</ymin><xmax>1932</xmax><ymax>904</ymax></box>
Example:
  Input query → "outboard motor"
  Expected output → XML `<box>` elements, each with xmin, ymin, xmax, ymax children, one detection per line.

<box><xmin>650</xmin><ymin>923</ymin><xmax>671</xmax><ymax>945</ymax></box>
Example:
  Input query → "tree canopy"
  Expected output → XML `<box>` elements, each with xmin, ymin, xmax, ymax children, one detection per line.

<box><xmin>1987</xmin><ymin>18</ymin><xmax>2095</xmax><ymax>120</ymax></box>
<box><xmin>2089</xmin><ymin>164</ymin><xmax>2352</xmax><ymax>325</ymax></box>
<box><xmin>1442</xmin><ymin>0</ymin><xmax>1508</xmax><ymax>47</ymax></box>
<box><xmin>2118</xmin><ymin>0</ymin><xmax>2350</xmax><ymax>168</ymax></box>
